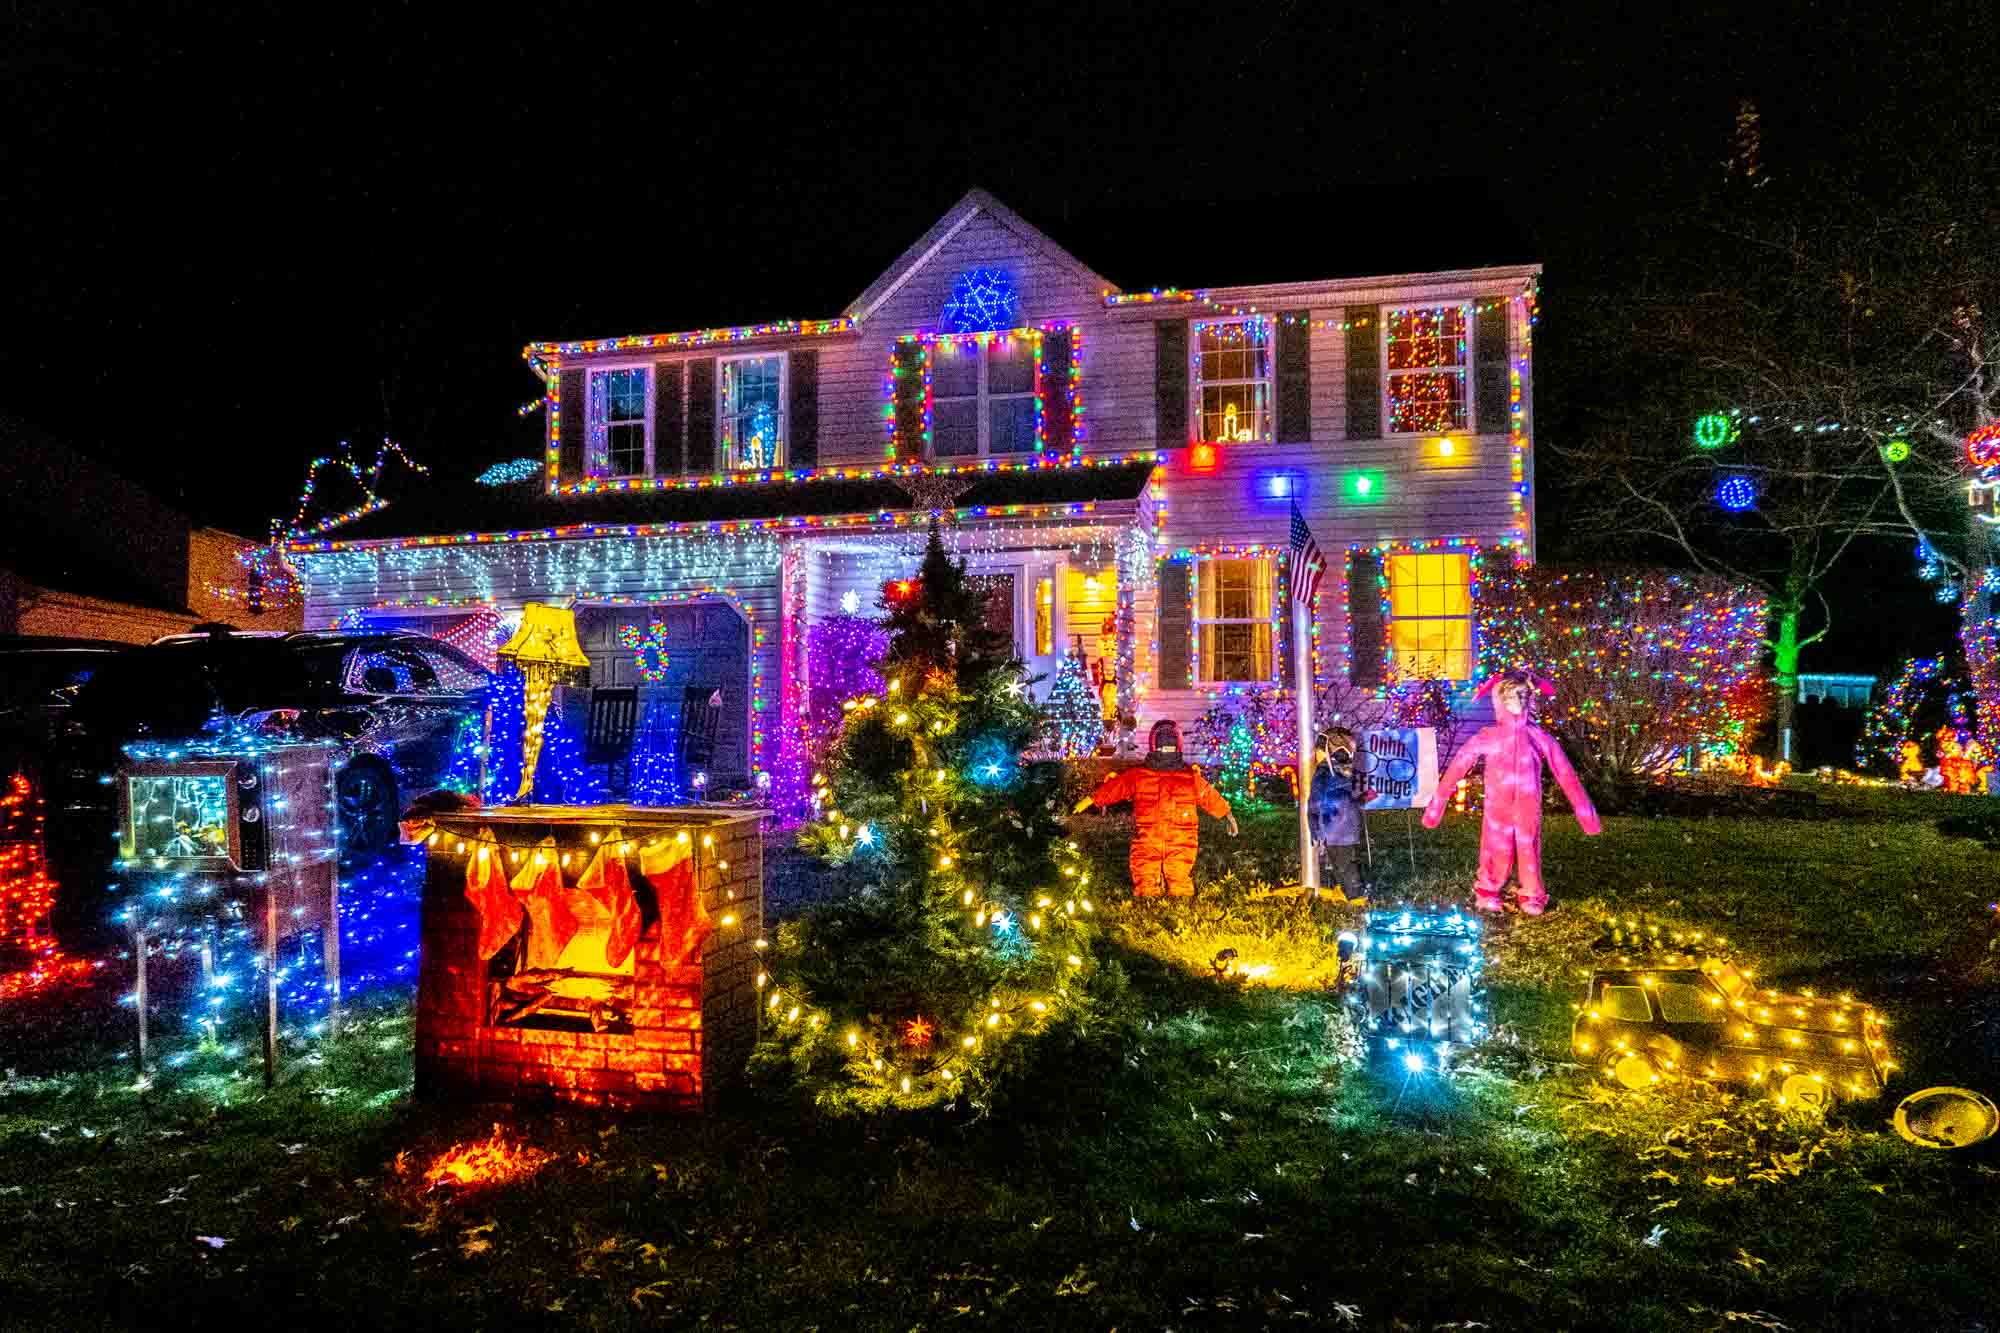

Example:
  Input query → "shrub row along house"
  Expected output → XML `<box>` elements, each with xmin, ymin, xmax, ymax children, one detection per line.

<box><xmin>288</xmin><ymin>190</ymin><xmax>1540</xmax><ymax>801</ymax></box>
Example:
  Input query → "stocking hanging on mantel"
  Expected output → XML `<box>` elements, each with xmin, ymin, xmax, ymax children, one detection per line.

<box><xmin>512</xmin><ymin>834</ymin><xmax>580</xmax><ymax>968</ymax></box>
<box><xmin>640</xmin><ymin>834</ymin><xmax>709</xmax><ymax>965</ymax></box>
<box><xmin>464</xmin><ymin>828</ymin><xmax>523</xmax><ymax>961</ymax></box>
<box><xmin>575</xmin><ymin>828</ymin><xmax>644</xmax><ymax>969</ymax></box>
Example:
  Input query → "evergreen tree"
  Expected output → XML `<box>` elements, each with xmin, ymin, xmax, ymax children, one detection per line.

<box><xmin>1041</xmin><ymin>649</ymin><xmax>1104</xmax><ymax>758</ymax></box>
<box><xmin>753</xmin><ymin>527</ymin><xmax>1109</xmax><ymax>1113</ymax></box>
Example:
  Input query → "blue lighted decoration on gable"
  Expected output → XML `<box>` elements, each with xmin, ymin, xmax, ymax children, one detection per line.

<box><xmin>941</xmin><ymin>268</ymin><xmax>1018</xmax><ymax>333</ymax></box>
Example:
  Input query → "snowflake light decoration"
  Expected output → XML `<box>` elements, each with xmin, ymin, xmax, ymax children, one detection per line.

<box><xmin>618</xmin><ymin>621</ymin><xmax>672</xmax><ymax>683</ymax></box>
<box><xmin>941</xmin><ymin>267</ymin><xmax>1018</xmax><ymax>333</ymax></box>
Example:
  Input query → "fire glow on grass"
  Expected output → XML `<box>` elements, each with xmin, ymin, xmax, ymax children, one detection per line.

<box><xmin>422</xmin><ymin>1124</ymin><xmax>556</xmax><ymax>1190</ymax></box>
<box><xmin>0</xmin><ymin>951</ymin><xmax>100</xmax><ymax>1003</ymax></box>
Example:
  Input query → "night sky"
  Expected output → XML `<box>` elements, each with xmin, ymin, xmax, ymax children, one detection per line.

<box><xmin>6</xmin><ymin>0</ymin><xmax>1989</xmax><ymax>667</ymax></box>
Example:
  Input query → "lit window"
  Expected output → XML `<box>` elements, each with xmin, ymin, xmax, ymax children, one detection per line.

<box><xmin>1195</xmin><ymin>558</ymin><xmax>1274</xmax><ymax>683</ymax></box>
<box><xmin>1195</xmin><ymin>319</ymin><xmax>1271</xmax><ymax>443</ymax></box>
<box><xmin>719</xmin><ymin>355</ymin><xmax>785</xmax><ymax>471</ymax></box>
<box><xmin>1034</xmin><ymin>577</ymin><xmax>1054</xmax><ymax>655</ymax></box>
<box><xmin>1383</xmin><ymin>305</ymin><xmax>1468</xmax><ymax>434</ymax></box>
<box><xmin>588</xmin><ymin>367</ymin><xmax>651</xmax><ymax>477</ymax></box>
<box><xmin>1599</xmin><ymin>985</ymin><xmax>1653</xmax><ymax>1023</ymax></box>
<box><xmin>1386</xmin><ymin>553</ymin><xmax>1473</xmax><ymax>680</ymax></box>
<box><xmin>1656</xmin><ymin>983</ymin><xmax>1726</xmax><ymax>1024</ymax></box>
<box><xmin>931</xmin><ymin>336</ymin><xmax>1037</xmax><ymax>458</ymax></box>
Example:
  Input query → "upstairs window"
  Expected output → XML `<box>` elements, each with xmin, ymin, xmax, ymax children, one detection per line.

<box><xmin>1195</xmin><ymin>557</ymin><xmax>1275</xmax><ymax>683</ymax></box>
<box><xmin>1385</xmin><ymin>552</ymin><xmax>1473</xmax><ymax>680</ymax></box>
<box><xmin>931</xmin><ymin>335</ymin><xmax>1037</xmax><ymax>458</ymax></box>
<box><xmin>1194</xmin><ymin>318</ymin><xmax>1271</xmax><ymax>442</ymax></box>
<box><xmin>588</xmin><ymin>366</ymin><xmax>651</xmax><ymax>477</ymax></box>
<box><xmin>719</xmin><ymin>355</ymin><xmax>785</xmax><ymax>471</ymax></box>
<box><xmin>1383</xmin><ymin>305</ymin><xmax>1469</xmax><ymax>435</ymax></box>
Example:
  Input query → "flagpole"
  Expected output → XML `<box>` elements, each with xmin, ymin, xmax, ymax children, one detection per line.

<box><xmin>1292</xmin><ymin>593</ymin><xmax>1318</xmax><ymax>891</ymax></box>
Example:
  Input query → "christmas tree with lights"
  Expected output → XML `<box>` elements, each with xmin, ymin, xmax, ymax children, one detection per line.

<box><xmin>752</xmin><ymin>526</ymin><xmax>1108</xmax><ymax>1114</ymax></box>
<box><xmin>1041</xmin><ymin>647</ymin><xmax>1104</xmax><ymax>758</ymax></box>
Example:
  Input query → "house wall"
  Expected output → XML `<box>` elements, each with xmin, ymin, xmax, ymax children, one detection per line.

<box><xmin>186</xmin><ymin>527</ymin><xmax>305</xmax><ymax>630</ymax></box>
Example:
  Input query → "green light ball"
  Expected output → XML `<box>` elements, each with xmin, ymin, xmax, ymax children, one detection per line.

<box><xmin>1884</xmin><ymin>439</ymin><xmax>1911</xmax><ymax>463</ymax></box>
<box><xmin>1693</xmin><ymin>413</ymin><xmax>1736</xmax><ymax>449</ymax></box>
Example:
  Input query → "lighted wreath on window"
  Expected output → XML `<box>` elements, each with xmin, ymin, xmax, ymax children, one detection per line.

<box><xmin>618</xmin><ymin>621</ymin><xmax>671</xmax><ymax>683</ymax></box>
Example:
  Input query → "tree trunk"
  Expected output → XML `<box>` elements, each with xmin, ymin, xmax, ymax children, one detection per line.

<box><xmin>1772</xmin><ymin>602</ymin><xmax>1802</xmax><ymax>763</ymax></box>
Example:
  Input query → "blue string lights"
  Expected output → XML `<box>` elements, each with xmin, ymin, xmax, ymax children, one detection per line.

<box><xmin>1715</xmin><ymin>474</ymin><xmax>1759</xmax><ymax>511</ymax></box>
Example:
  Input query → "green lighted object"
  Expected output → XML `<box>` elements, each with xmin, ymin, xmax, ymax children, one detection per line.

<box><xmin>1693</xmin><ymin>413</ymin><xmax>1738</xmax><ymax>449</ymax></box>
<box><xmin>1347</xmin><ymin>472</ymin><xmax>1379</xmax><ymax>499</ymax></box>
<box><xmin>1883</xmin><ymin>438</ymin><xmax>1911</xmax><ymax>463</ymax></box>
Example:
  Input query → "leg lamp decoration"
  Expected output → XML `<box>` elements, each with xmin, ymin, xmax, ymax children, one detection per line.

<box><xmin>1421</xmin><ymin>671</ymin><xmax>1600</xmax><ymax>915</ymax></box>
<box><xmin>496</xmin><ymin>600</ymin><xmax>592</xmax><ymax>802</ymax></box>
<box><xmin>1074</xmin><ymin>720</ymin><xmax>1237</xmax><ymax>898</ymax></box>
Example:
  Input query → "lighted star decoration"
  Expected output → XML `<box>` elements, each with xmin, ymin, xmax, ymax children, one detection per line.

<box><xmin>893</xmin><ymin>473</ymin><xmax>978</xmax><ymax>514</ymax></box>
<box><xmin>840</xmin><ymin>590</ymin><xmax>861</xmax><ymax>615</ymax></box>
<box><xmin>903</xmin><ymin>1016</ymin><xmax>935</xmax><ymax>1048</ymax></box>
<box><xmin>941</xmin><ymin>267</ymin><xmax>1018</xmax><ymax>333</ymax></box>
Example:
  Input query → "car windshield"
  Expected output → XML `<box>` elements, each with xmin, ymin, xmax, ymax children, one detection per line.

<box><xmin>73</xmin><ymin>639</ymin><xmax>317</xmax><ymax>740</ymax></box>
<box><xmin>0</xmin><ymin>652</ymin><xmax>111</xmax><ymax>712</ymax></box>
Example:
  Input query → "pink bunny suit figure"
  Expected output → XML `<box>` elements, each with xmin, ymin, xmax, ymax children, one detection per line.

<box><xmin>1421</xmin><ymin>672</ymin><xmax>1600</xmax><ymax>914</ymax></box>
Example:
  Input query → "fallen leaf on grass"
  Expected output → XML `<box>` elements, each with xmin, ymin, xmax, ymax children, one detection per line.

<box><xmin>460</xmin><ymin>1238</ymin><xmax>491</xmax><ymax>1258</ymax></box>
<box><xmin>1331</xmin><ymin>1302</ymin><xmax>1362</xmax><ymax>1326</ymax></box>
<box><xmin>1028</xmin><ymin>1216</ymin><xmax>1052</xmax><ymax>1232</ymax></box>
<box><xmin>1733</xmin><ymin>1249</ymin><xmax>1768</xmax><ymax>1272</ymax></box>
<box><xmin>193</xmin><ymin>1236</ymin><xmax>227</xmax><ymax>1249</ymax></box>
<box><xmin>1054</xmin><ymin>1265</ymin><xmax>1096</xmax><ymax>1297</ymax></box>
<box><xmin>1241</xmin><ymin>1232</ymin><xmax>1266</xmax><ymax>1242</ymax></box>
<box><xmin>1128</xmin><ymin>1208</ymin><xmax>1143</xmax><ymax>1233</ymax></box>
<box><xmin>1704</xmin><ymin>1175</ymin><xmax>1737</xmax><ymax>1189</ymax></box>
<box><xmin>1642</xmin><ymin>1225</ymin><xmax>1667</xmax><ymax>1248</ymax></box>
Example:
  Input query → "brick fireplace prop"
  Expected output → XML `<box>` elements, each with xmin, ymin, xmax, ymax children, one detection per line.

<box><xmin>415</xmin><ymin>805</ymin><xmax>763</xmax><ymax>1113</ymax></box>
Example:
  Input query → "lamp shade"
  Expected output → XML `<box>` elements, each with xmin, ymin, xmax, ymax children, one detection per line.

<box><xmin>499</xmin><ymin>602</ymin><xmax>591</xmax><ymax>685</ymax></box>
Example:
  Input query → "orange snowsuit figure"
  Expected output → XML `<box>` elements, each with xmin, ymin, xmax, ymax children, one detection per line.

<box><xmin>1897</xmin><ymin>741</ymin><xmax>1923</xmax><ymax>784</ymax></box>
<box><xmin>1938</xmin><ymin>727</ymin><xmax>1975</xmax><ymax>795</ymax></box>
<box><xmin>1075</xmin><ymin>720</ymin><xmax>1236</xmax><ymax>897</ymax></box>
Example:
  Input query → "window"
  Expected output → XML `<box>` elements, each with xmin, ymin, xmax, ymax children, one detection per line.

<box><xmin>1383</xmin><ymin>305</ymin><xmax>1469</xmax><ymax>434</ymax></box>
<box><xmin>1034</xmin><ymin>577</ymin><xmax>1054</xmax><ymax>655</ymax></box>
<box><xmin>1655</xmin><ymin>982</ymin><xmax>1726</xmax><ymax>1024</ymax></box>
<box><xmin>1386</xmin><ymin>552</ymin><xmax>1473</xmax><ymax>680</ymax></box>
<box><xmin>966</xmin><ymin>573</ymin><xmax>1018</xmax><ymax>649</ymax></box>
<box><xmin>1599</xmin><ymin>985</ymin><xmax>1653</xmax><ymax>1023</ymax></box>
<box><xmin>1195</xmin><ymin>558</ymin><xmax>1274</xmax><ymax>683</ymax></box>
<box><xmin>1195</xmin><ymin>319</ymin><xmax>1271</xmax><ymax>442</ymax></box>
<box><xmin>588</xmin><ymin>367</ymin><xmax>651</xmax><ymax>477</ymax></box>
<box><xmin>931</xmin><ymin>336</ymin><xmax>1037</xmax><ymax>458</ymax></box>
<box><xmin>719</xmin><ymin>355</ymin><xmax>785</xmax><ymax>471</ymax></box>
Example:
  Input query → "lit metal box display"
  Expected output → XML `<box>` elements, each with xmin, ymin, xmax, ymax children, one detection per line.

<box><xmin>414</xmin><ymin>805</ymin><xmax>764</xmax><ymax>1113</ymax></box>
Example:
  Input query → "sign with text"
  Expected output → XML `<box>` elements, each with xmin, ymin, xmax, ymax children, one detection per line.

<box><xmin>1355</xmin><ymin>727</ymin><xmax>1439</xmax><ymax>810</ymax></box>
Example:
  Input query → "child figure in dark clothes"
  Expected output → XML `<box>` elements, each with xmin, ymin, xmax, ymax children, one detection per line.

<box><xmin>1309</xmin><ymin>728</ymin><xmax>1368</xmax><ymax>907</ymax></box>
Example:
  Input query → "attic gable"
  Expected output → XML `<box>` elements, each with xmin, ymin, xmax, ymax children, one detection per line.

<box><xmin>845</xmin><ymin>188</ymin><xmax>1116</xmax><ymax>328</ymax></box>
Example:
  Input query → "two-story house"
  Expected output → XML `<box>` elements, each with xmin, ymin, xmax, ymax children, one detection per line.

<box><xmin>289</xmin><ymin>189</ymin><xmax>1538</xmax><ymax>798</ymax></box>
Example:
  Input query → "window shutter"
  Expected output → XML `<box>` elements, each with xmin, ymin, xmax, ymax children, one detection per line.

<box><xmin>557</xmin><ymin>368</ymin><xmax>586</xmax><ymax>483</ymax></box>
<box><xmin>788</xmin><ymin>349</ymin><xmax>819</xmax><ymax>469</ymax></box>
<box><xmin>685</xmin><ymin>357</ymin><xmax>717</xmax><ymax>473</ymax></box>
<box><xmin>891</xmin><ymin>342</ymin><xmax>926</xmax><ymax>459</ymax></box>
<box><xmin>1041</xmin><ymin>327</ymin><xmax>1074</xmax><ymax>454</ymax></box>
<box><xmin>1346</xmin><ymin>550</ymin><xmax>1386</xmax><ymax>688</ymax></box>
<box><xmin>653</xmin><ymin>361</ymin><xmax>685</xmax><ymax>476</ymax></box>
<box><xmin>1279</xmin><ymin>561</ymin><xmax>1297</xmax><ymax>687</ymax></box>
<box><xmin>1475</xmin><ymin>295</ymin><xmax>1509</xmax><ymax>433</ymax></box>
<box><xmin>1155</xmin><ymin>319</ymin><xmax>1189</xmax><ymax>447</ymax></box>
<box><xmin>1472</xmin><ymin>543</ymin><xmax>1516</xmax><ymax>676</ymax></box>
<box><xmin>1343</xmin><ymin>306</ymin><xmax>1380</xmax><ymax>439</ymax></box>
<box><xmin>1156</xmin><ymin>558</ymin><xmax>1192</xmax><ymax>689</ymax></box>
<box><xmin>1276</xmin><ymin>310</ymin><xmax>1311</xmax><ymax>443</ymax></box>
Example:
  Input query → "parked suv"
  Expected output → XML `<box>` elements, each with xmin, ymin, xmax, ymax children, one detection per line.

<box><xmin>0</xmin><ymin>636</ymin><xmax>126</xmax><ymax>781</ymax></box>
<box><xmin>51</xmin><ymin>629</ymin><xmax>487</xmax><ymax>924</ymax></box>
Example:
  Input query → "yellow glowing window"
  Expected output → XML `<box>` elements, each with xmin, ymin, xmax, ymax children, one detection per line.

<box><xmin>1034</xmin><ymin>577</ymin><xmax>1054</xmax><ymax>655</ymax></box>
<box><xmin>1195</xmin><ymin>558</ymin><xmax>1273</xmax><ymax>683</ymax></box>
<box><xmin>1655</xmin><ymin>983</ymin><xmax>1725</xmax><ymax>1024</ymax></box>
<box><xmin>1385</xmin><ymin>553</ymin><xmax>1473</xmax><ymax>680</ymax></box>
<box><xmin>1383</xmin><ymin>305</ymin><xmax>1469</xmax><ymax>434</ymax></box>
<box><xmin>1598</xmin><ymin>985</ymin><xmax>1653</xmax><ymax>1023</ymax></box>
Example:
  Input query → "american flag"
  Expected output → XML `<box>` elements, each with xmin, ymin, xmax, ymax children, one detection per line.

<box><xmin>1288</xmin><ymin>502</ymin><xmax>1324</xmax><ymax>606</ymax></box>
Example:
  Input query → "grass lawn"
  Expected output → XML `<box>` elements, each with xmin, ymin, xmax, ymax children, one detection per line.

<box><xmin>2</xmin><ymin>784</ymin><xmax>1997</xmax><ymax>1331</ymax></box>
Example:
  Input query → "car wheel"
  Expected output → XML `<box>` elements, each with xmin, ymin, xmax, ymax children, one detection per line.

<box><xmin>1611</xmin><ymin>1052</ymin><xmax>1661</xmax><ymax>1091</ymax></box>
<box><xmin>337</xmin><ymin>761</ymin><xmax>398</xmax><ymax>859</ymax></box>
